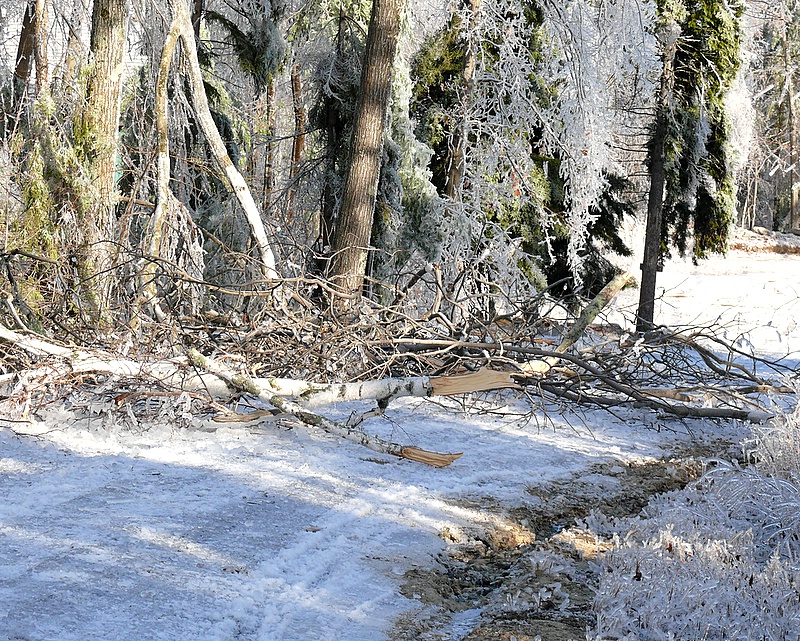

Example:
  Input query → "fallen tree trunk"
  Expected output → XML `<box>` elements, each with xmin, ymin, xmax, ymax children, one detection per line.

<box><xmin>244</xmin><ymin>365</ymin><xmax>520</xmax><ymax>408</ymax></box>
<box><xmin>188</xmin><ymin>349</ymin><xmax>463</xmax><ymax>466</ymax></box>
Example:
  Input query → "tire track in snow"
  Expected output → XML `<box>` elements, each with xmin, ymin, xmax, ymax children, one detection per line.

<box><xmin>204</xmin><ymin>485</ymin><xmax>447</xmax><ymax>641</ymax></box>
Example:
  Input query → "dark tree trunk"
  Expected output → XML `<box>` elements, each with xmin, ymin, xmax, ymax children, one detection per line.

<box><xmin>637</xmin><ymin>32</ymin><xmax>677</xmax><ymax>333</ymax></box>
<box><xmin>329</xmin><ymin>0</ymin><xmax>404</xmax><ymax>303</ymax></box>
<box><xmin>13</xmin><ymin>1</ymin><xmax>40</xmax><ymax>105</ymax></box>
<box><xmin>192</xmin><ymin>0</ymin><xmax>204</xmax><ymax>37</ymax></box>
<box><xmin>319</xmin><ymin>11</ymin><xmax>346</xmax><ymax>254</ymax></box>
<box><xmin>636</xmin><ymin>106</ymin><xmax>667</xmax><ymax>332</ymax></box>
<box><xmin>263</xmin><ymin>81</ymin><xmax>276</xmax><ymax>211</ymax></box>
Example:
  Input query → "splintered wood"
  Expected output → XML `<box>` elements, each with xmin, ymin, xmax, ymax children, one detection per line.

<box><xmin>400</xmin><ymin>447</ymin><xmax>463</xmax><ymax>468</ymax></box>
<box><xmin>430</xmin><ymin>368</ymin><xmax>521</xmax><ymax>396</ymax></box>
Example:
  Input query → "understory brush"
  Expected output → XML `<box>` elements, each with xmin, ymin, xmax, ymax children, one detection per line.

<box><xmin>593</xmin><ymin>393</ymin><xmax>800</xmax><ymax>641</ymax></box>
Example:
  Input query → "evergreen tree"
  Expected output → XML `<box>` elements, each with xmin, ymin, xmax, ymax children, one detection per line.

<box><xmin>411</xmin><ymin>3</ymin><xmax>636</xmax><ymax>302</ymax></box>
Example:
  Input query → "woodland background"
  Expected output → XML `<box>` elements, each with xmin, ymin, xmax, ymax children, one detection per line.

<box><xmin>5</xmin><ymin>3</ymin><xmax>800</xmax><ymax>637</ymax></box>
<box><xmin>1</xmin><ymin>0</ymin><xmax>798</xmax><ymax>347</ymax></box>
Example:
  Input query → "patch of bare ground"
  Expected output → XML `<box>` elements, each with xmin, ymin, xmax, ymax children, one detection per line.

<box><xmin>389</xmin><ymin>440</ymin><xmax>739</xmax><ymax>641</ymax></box>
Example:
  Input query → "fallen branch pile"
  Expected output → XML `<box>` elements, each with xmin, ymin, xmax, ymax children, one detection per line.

<box><xmin>0</xmin><ymin>273</ymin><xmax>796</xmax><ymax>466</ymax></box>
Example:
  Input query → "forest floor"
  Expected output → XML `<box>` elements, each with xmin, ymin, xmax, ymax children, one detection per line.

<box><xmin>1</xmin><ymin>231</ymin><xmax>799</xmax><ymax>641</ymax></box>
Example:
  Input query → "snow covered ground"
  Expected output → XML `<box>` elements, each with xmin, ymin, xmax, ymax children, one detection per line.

<box><xmin>1</xmin><ymin>247</ymin><xmax>799</xmax><ymax>641</ymax></box>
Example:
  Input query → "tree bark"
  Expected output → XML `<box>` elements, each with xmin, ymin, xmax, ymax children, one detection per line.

<box><xmin>191</xmin><ymin>0</ymin><xmax>204</xmax><ymax>37</ymax></box>
<box><xmin>33</xmin><ymin>0</ymin><xmax>49</xmax><ymax>95</ymax></box>
<box><xmin>636</xmin><ymin>105</ymin><xmax>667</xmax><ymax>332</ymax></box>
<box><xmin>787</xmin><ymin>40</ymin><xmax>799</xmax><ymax>230</ymax></box>
<box><xmin>13</xmin><ymin>0</ymin><xmax>48</xmax><ymax>103</ymax></box>
<box><xmin>263</xmin><ymin>81</ymin><xmax>276</xmax><ymax>211</ymax></box>
<box><xmin>637</xmin><ymin>30</ymin><xmax>677</xmax><ymax>333</ymax></box>
<box><xmin>134</xmin><ymin>16</ymin><xmax>180</xmax><ymax>320</ymax></box>
<box><xmin>287</xmin><ymin>62</ymin><xmax>306</xmax><ymax>219</ymax></box>
<box><xmin>13</xmin><ymin>1</ymin><xmax>37</xmax><ymax>106</ymax></box>
<box><xmin>329</xmin><ymin>0</ymin><xmax>404</xmax><ymax>303</ymax></box>
<box><xmin>319</xmin><ymin>12</ymin><xmax>346</xmax><ymax>254</ymax></box>
<box><xmin>78</xmin><ymin>0</ymin><xmax>130</xmax><ymax>323</ymax></box>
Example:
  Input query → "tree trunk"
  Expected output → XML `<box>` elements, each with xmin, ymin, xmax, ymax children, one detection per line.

<box><xmin>329</xmin><ymin>0</ymin><xmax>404</xmax><ymax>303</ymax></box>
<box><xmin>637</xmin><ymin>30</ymin><xmax>677</xmax><ymax>333</ymax></box>
<box><xmin>134</xmin><ymin>16</ymin><xmax>180</xmax><ymax>320</ymax></box>
<box><xmin>171</xmin><ymin>0</ymin><xmax>279</xmax><ymax>281</ymax></box>
<box><xmin>13</xmin><ymin>2</ymin><xmax>35</xmax><ymax>106</ymax></box>
<box><xmin>191</xmin><ymin>0</ymin><xmax>204</xmax><ymax>37</ymax></box>
<box><xmin>788</xmin><ymin>53</ymin><xmax>799</xmax><ymax>230</ymax></box>
<box><xmin>263</xmin><ymin>81</ymin><xmax>276</xmax><ymax>211</ymax></box>
<box><xmin>33</xmin><ymin>0</ymin><xmax>49</xmax><ymax>95</ymax></box>
<box><xmin>637</xmin><ymin>107</ymin><xmax>667</xmax><ymax>332</ymax></box>
<box><xmin>13</xmin><ymin>0</ymin><xmax>48</xmax><ymax>106</ymax></box>
<box><xmin>445</xmin><ymin>0</ymin><xmax>481</xmax><ymax>201</ymax></box>
<box><xmin>287</xmin><ymin>62</ymin><xmax>306</xmax><ymax>219</ymax></box>
<box><xmin>319</xmin><ymin>11</ymin><xmax>346</xmax><ymax>254</ymax></box>
<box><xmin>76</xmin><ymin>0</ymin><xmax>130</xmax><ymax>323</ymax></box>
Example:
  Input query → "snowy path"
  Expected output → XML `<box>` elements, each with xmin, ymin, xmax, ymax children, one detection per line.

<box><xmin>0</xmin><ymin>399</ymin><xmax>707</xmax><ymax>641</ymax></box>
<box><xmin>612</xmin><ymin>251</ymin><xmax>800</xmax><ymax>358</ymax></box>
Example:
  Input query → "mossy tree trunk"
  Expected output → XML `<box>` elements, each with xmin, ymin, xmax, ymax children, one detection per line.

<box><xmin>77</xmin><ymin>0</ymin><xmax>130</xmax><ymax>323</ymax></box>
<box><xmin>329</xmin><ymin>0</ymin><xmax>404</xmax><ymax>305</ymax></box>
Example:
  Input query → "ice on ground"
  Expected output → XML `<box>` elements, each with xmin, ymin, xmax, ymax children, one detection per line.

<box><xmin>1</xmin><ymin>248</ymin><xmax>796</xmax><ymax>640</ymax></box>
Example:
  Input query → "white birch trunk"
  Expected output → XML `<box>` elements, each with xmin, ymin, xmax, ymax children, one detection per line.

<box><xmin>171</xmin><ymin>0</ymin><xmax>279</xmax><ymax>280</ymax></box>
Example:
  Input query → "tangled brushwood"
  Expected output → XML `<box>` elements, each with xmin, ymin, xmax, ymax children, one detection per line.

<box><xmin>0</xmin><ymin>250</ymin><xmax>796</xmax><ymax>466</ymax></box>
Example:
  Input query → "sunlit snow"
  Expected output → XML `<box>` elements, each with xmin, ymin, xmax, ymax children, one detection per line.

<box><xmin>1</xmin><ymin>247</ymin><xmax>799</xmax><ymax>640</ymax></box>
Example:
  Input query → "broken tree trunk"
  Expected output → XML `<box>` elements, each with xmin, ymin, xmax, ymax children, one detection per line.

<box><xmin>188</xmin><ymin>349</ymin><xmax>463</xmax><ymax>466</ymax></box>
<box><xmin>239</xmin><ymin>365</ymin><xmax>521</xmax><ymax>408</ymax></box>
<box><xmin>556</xmin><ymin>272</ymin><xmax>633</xmax><ymax>354</ymax></box>
<box><xmin>518</xmin><ymin>271</ymin><xmax>633</xmax><ymax>375</ymax></box>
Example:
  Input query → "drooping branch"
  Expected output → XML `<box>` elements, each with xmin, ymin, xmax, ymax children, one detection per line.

<box><xmin>170</xmin><ymin>0</ymin><xmax>279</xmax><ymax>281</ymax></box>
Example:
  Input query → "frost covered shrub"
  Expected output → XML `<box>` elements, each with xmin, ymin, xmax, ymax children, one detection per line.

<box><xmin>746</xmin><ymin>395</ymin><xmax>800</xmax><ymax>482</ymax></box>
<box><xmin>593</xmin><ymin>400</ymin><xmax>800</xmax><ymax>640</ymax></box>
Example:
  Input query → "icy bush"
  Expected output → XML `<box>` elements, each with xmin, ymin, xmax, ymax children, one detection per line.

<box><xmin>457</xmin><ymin>0</ymin><xmax>658</xmax><ymax>277</ymax></box>
<box><xmin>593</xmin><ymin>398</ymin><xmax>800</xmax><ymax>640</ymax></box>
